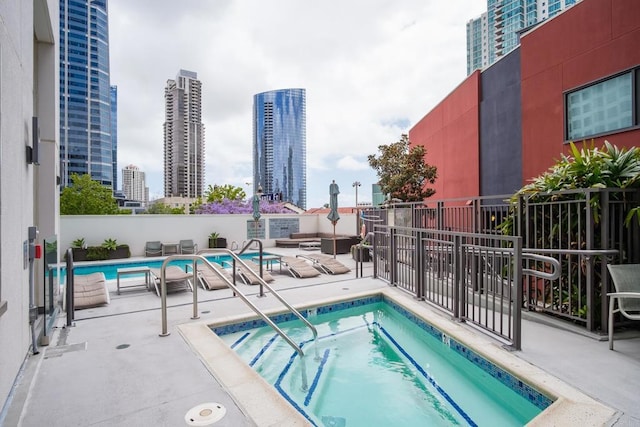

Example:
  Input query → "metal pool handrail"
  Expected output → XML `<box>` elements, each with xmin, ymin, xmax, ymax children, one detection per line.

<box><xmin>463</xmin><ymin>244</ymin><xmax>562</xmax><ymax>281</ymax></box>
<box><xmin>158</xmin><ymin>252</ymin><xmax>318</xmax><ymax>357</ymax></box>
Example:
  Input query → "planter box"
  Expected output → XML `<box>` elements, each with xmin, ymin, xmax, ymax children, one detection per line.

<box><xmin>108</xmin><ymin>245</ymin><xmax>131</xmax><ymax>260</ymax></box>
<box><xmin>68</xmin><ymin>245</ymin><xmax>130</xmax><ymax>262</ymax></box>
<box><xmin>208</xmin><ymin>238</ymin><xmax>227</xmax><ymax>249</ymax></box>
<box><xmin>70</xmin><ymin>248</ymin><xmax>88</xmax><ymax>262</ymax></box>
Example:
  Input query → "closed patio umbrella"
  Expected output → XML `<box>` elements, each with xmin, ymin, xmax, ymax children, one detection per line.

<box><xmin>327</xmin><ymin>180</ymin><xmax>340</xmax><ymax>258</ymax></box>
<box><xmin>252</xmin><ymin>193</ymin><xmax>261</xmax><ymax>222</ymax></box>
<box><xmin>252</xmin><ymin>185</ymin><xmax>263</xmax><ymax>242</ymax></box>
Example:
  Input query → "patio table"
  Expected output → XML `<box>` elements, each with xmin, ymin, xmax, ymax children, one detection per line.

<box><xmin>116</xmin><ymin>266</ymin><xmax>151</xmax><ymax>295</ymax></box>
<box><xmin>162</xmin><ymin>242</ymin><xmax>179</xmax><ymax>256</ymax></box>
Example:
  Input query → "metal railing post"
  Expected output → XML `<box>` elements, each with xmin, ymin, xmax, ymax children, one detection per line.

<box><xmin>453</xmin><ymin>234</ymin><xmax>462</xmax><ymax>320</ymax></box>
<box><xmin>472</xmin><ymin>199</ymin><xmax>479</xmax><ymax>233</ymax></box>
<box><xmin>512</xmin><ymin>237</ymin><xmax>523</xmax><ymax>351</ymax></box>
<box><xmin>372</xmin><ymin>229</ymin><xmax>378</xmax><ymax>279</ymax></box>
<box><xmin>390</xmin><ymin>228</ymin><xmax>397</xmax><ymax>286</ymax></box>
<box><xmin>160</xmin><ymin>258</ymin><xmax>170</xmax><ymax>336</ymax></box>
<box><xmin>600</xmin><ymin>190</ymin><xmax>611</xmax><ymax>333</ymax></box>
<box><xmin>416</xmin><ymin>230</ymin><xmax>425</xmax><ymax>300</ymax></box>
<box><xmin>585</xmin><ymin>255</ymin><xmax>595</xmax><ymax>332</ymax></box>
<box><xmin>65</xmin><ymin>248</ymin><xmax>75</xmax><ymax>326</ymax></box>
<box><xmin>191</xmin><ymin>258</ymin><xmax>199</xmax><ymax>320</ymax></box>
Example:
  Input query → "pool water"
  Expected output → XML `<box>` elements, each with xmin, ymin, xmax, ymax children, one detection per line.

<box><xmin>62</xmin><ymin>252</ymin><xmax>264</xmax><ymax>281</ymax></box>
<box><xmin>216</xmin><ymin>299</ymin><xmax>549</xmax><ymax>427</ymax></box>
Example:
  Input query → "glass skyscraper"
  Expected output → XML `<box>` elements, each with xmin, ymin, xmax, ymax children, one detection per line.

<box><xmin>466</xmin><ymin>0</ymin><xmax>580</xmax><ymax>74</ymax></box>
<box><xmin>253</xmin><ymin>89</ymin><xmax>307</xmax><ymax>210</ymax></box>
<box><xmin>110</xmin><ymin>85</ymin><xmax>118</xmax><ymax>190</ymax></box>
<box><xmin>60</xmin><ymin>0</ymin><xmax>114</xmax><ymax>189</ymax></box>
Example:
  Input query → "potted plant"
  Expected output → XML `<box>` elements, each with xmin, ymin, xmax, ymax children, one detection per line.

<box><xmin>102</xmin><ymin>238</ymin><xmax>118</xmax><ymax>251</ymax></box>
<box><xmin>102</xmin><ymin>238</ymin><xmax>130</xmax><ymax>260</ymax></box>
<box><xmin>208</xmin><ymin>232</ymin><xmax>227</xmax><ymax>249</ymax></box>
<box><xmin>70</xmin><ymin>237</ymin><xmax>88</xmax><ymax>261</ymax></box>
<box><xmin>81</xmin><ymin>238</ymin><xmax>130</xmax><ymax>261</ymax></box>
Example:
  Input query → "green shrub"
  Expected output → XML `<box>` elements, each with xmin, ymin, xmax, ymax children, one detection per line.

<box><xmin>87</xmin><ymin>246</ymin><xmax>109</xmax><ymax>260</ymax></box>
<box><xmin>72</xmin><ymin>238</ymin><xmax>86</xmax><ymax>249</ymax></box>
<box><xmin>101</xmin><ymin>238</ymin><xmax>118</xmax><ymax>251</ymax></box>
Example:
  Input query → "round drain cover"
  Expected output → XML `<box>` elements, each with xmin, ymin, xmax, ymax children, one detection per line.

<box><xmin>185</xmin><ymin>402</ymin><xmax>226</xmax><ymax>426</ymax></box>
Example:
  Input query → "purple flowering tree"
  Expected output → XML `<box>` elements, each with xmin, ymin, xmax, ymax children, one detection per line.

<box><xmin>195</xmin><ymin>198</ymin><xmax>292</xmax><ymax>214</ymax></box>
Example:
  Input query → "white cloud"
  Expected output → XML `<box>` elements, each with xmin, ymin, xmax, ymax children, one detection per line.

<box><xmin>109</xmin><ymin>0</ymin><xmax>486</xmax><ymax>206</ymax></box>
<box><xmin>336</xmin><ymin>156</ymin><xmax>370</xmax><ymax>171</ymax></box>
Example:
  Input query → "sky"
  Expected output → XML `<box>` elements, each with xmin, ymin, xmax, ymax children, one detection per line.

<box><xmin>108</xmin><ymin>0</ymin><xmax>486</xmax><ymax>209</ymax></box>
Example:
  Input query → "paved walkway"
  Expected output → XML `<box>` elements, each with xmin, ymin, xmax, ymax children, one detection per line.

<box><xmin>2</xmin><ymin>249</ymin><xmax>639</xmax><ymax>426</ymax></box>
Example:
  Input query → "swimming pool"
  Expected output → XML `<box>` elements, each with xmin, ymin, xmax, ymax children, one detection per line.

<box><xmin>62</xmin><ymin>252</ymin><xmax>265</xmax><ymax>281</ymax></box>
<box><xmin>212</xmin><ymin>294</ymin><xmax>552</xmax><ymax>426</ymax></box>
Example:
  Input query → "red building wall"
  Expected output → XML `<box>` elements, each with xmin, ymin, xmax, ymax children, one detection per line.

<box><xmin>409</xmin><ymin>72</ymin><xmax>481</xmax><ymax>199</ymax></box>
<box><xmin>520</xmin><ymin>0</ymin><xmax>640</xmax><ymax>182</ymax></box>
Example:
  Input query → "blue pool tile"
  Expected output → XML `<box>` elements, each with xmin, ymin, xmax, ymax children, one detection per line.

<box><xmin>211</xmin><ymin>293</ymin><xmax>554</xmax><ymax>411</ymax></box>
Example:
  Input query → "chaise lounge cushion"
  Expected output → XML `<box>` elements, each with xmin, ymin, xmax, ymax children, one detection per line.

<box><xmin>74</xmin><ymin>272</ymin><xmax>110</xmax><ymax>309</ymax></box>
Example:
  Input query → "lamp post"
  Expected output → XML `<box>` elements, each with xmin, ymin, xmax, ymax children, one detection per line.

<box><xmin>352</xmin><ymin>181</ymin><xmax>361</xmax><ymax>236</ymax></box>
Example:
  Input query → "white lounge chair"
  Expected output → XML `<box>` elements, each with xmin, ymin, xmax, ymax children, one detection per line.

<box><xmin>297</xmin><ymin>254</ymin><xmax>351</xmax><ymax>275</ymax></box>
<box><xmin>280</xmin><ymin>256</ymin><xmax>321</xmax><ymax>278</ymax></box>
<box><xmin>235</xmin><ymin>261</ymin><xmax>274</xmax><ymax>285</ymax></box>
<box><xmin>197</xmin><ymin>263</ymin><xmax>233</xmax><ymax>290</ymax></box>
<box><xmin>607</xmin><ymin>264</ymin><xmax>640</xmax><ymax>350</ymax></box>
<box><xmin>74</xmin><ymin>272</ymin><xmax>110</xmax><ymax>309</ymax></box>
<box><xmin>150</xmin><ymin>266</ymin><xmax>193</xmax><ymax>296</ymax></box>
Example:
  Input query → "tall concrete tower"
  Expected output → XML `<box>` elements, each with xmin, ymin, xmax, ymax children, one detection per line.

<box><xmin>163</xmin><ymin>69</ymin><xmax>205</xmax><ymax>198</ymax></box>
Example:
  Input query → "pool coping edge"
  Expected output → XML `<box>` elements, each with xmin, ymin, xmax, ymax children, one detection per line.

<box><xmin>178</xmin><ymin>287</ymin><xmax>617</xmax><ymax>426</ymax></box>
<box><xmin>378</xmin><ymin>289</ymin><xmax>617</xmax><ymax>426</ymax></box>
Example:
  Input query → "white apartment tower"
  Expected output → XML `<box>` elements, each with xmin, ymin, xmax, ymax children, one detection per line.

<box><xmin>163</xmin><ymin>69</ymin><xmax>205</xmax><ymax>198</ymax></box>
<box><xmin>466</xmin><ymin>0</ymin><xmax>581</xmax><ymax>75</ymax></box>
<box><xmin>122</xmin><ymin>164</ymin><xmax>148</xmax><ymax>204</ymax></box>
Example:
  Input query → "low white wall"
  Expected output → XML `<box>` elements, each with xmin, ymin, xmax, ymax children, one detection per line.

<box><xmin>60</xmin><ymin>213</ymin><xmax>357</xmax><ymax>260</ymax></box>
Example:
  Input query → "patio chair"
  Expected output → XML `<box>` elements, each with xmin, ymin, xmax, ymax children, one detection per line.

<box><xmin>280</xmin><ymin>256</ymin><xmax>321</xmax><ymax>278</ymax></box>
<box><xmin>606</xmin><ymin>264</ymin><xmax>640</xmax><ymax>350</ymax></box>
<box><xmin>197</xmin><ymin>262</ymin><xmax>234</xmax><ymax>290</ymax></box>
<box><xmin>235</xmin><ymin>261</ymin><xmax>274</xmax><ymax>285</ymax></box>
<box><xmin>74</xmin><ymin>272</ymin><xmax>110</xmax><ymax>309</ymax></box>
<box><xmin>179</xmin><ymin>239</ymin><xmax>198</xmax><ymax>254</ymax></box>
<box><xmin>149</xmin><ymin>266</ymin><xmax>193</xmax><ymax>296</ymax></box>
<box><xmin>297</xmin><ymin>254</ymin><xmax>351</xmax><ymax>275</ymax></box>
<box><xmin>145</xmin><ymin>241</ymin><xmax>163</xmax><ymax>257</ymax></box>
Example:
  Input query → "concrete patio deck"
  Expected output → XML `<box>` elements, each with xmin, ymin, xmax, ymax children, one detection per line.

<box><xmin>2</xmin><ymin>248</ymin><xmax>639</xmax><ymax>426</ymax></box>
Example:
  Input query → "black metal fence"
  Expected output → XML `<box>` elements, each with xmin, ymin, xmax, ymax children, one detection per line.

<box><xmin>516</xmin><ymin>189</ymin><xmax>637</xmax><ymax>331</ymax></box>
<box><xmin>363</xmin><ymin>188</ymin><xmax>639</xmax><ymax>333</ymax></box>
<box><xmin>373</xmin><ymin>226</ymin><xmax>532</xmax><ymax>349</ymax></box>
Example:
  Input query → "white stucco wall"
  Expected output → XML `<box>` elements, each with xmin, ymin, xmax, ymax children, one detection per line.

<box><xmin>0</xmin><ymin>0</ymin><xmax>58</xmax><ymax>410</ymax></box>
<box><xmin>60</xmin><ymin>213</ymin><xmax>357</xmax><ymax>259</ymax></box>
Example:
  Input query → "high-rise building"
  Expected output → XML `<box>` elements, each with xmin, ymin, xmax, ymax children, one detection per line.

<box><xmin>122</xmin><ymin>164</ymin><xmax>148</xmax><ymax>205</ymax></box>
<box><xmin>163</xmin><ymin>70</ymin><xmax>205</xmax><ymax>198</ymax></box>
<box><xmin>466</xmin><ymin>12</ymin><xmax>489</xmax><ymax>76</ymax></box>
<box><xmin>59</xmin><ymin>0</ymin><xmax>114</xmax><ymax>188</ymax></box>
<box><xmin>466</xmin><ymin>0</ymin><xmax>580</xmax><ymax>74</ymax></box>
<box><xmin>253</xmin><ymin>88</ymin><xmax>307</xmax><ymax>210</ymax></box>
<box><xmin>111</xmin><ymin>85</ymin><xmax>118</xmax><ymax>191</ymax></box>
